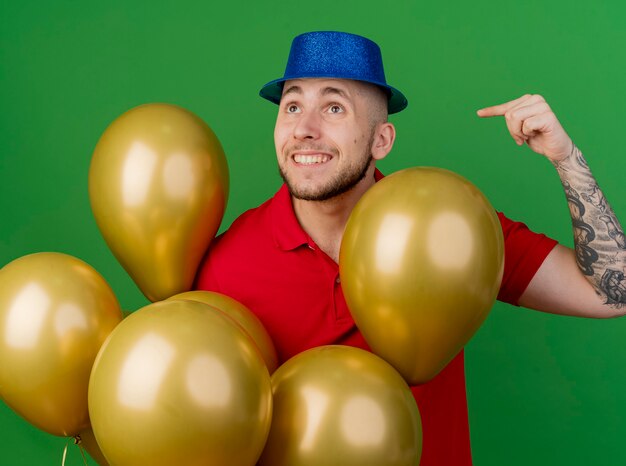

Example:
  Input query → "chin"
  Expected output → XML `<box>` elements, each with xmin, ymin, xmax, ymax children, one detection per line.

<box><xmin>290</xmin><ymin>187</ymin><xmax>325</xmax><ymax>201</ymax></box>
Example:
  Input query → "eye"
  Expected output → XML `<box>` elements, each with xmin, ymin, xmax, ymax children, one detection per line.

<box><xmin>328</xmin><ymin>104</ymin><xmax>344</xmax><ymax>114</ymax></box>
<box><xmin>286</xmin><ymin>104</ymin><xmax>300</xmax><ymax>113</ymax></box>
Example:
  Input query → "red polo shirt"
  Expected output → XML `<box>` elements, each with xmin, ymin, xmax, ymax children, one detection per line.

<box><xmin>195</xmin><ymin>175</ymin><xmax>558</xmax><ymax>466</ymax></box>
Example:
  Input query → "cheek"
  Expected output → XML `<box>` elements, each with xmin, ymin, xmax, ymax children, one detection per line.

<box><xmin>274</xmin><ymin>126</ymin><xmax>289</xmax><ymax>150</ymax></box>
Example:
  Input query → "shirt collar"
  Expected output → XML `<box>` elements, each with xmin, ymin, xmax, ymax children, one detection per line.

<box><xmin>270</xmin><ymin>168</ymin><xmax>385</xmax><ymax>251</ymax></box>
<box><xmin>270</xmin><ymin>184</ymin><xmax>311</xmax><ymax>251</ymax></box>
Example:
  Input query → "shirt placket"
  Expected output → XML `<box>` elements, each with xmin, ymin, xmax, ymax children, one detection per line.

<box><xmin>307</xmin><ymin>241</ymin><xmax>351</xmax><ymax>323</ymax></box>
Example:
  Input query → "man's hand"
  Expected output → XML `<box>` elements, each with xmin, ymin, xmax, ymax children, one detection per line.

<box><xmin>477</xmin><ymin>94</ymin><xmax>573</xmax><ymax>162</ymax></box>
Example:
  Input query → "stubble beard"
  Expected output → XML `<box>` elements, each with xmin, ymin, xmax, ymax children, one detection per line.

<box><xmin>279</xmin><ymin>133</ymin><xmax>375</xmax><ymax>202</ymax></box>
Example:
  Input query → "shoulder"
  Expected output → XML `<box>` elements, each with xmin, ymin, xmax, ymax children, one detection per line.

<box><xmin>208</xmin><ymin>196</ymin><xmax>275</xmax><ymax>259</ymax></box>
<box><xmin>497</xmin><ymin>211</ymin><xmax>530</xmax><ymax>235</ymax></box>
<box><xmin>497</xmin><ymin>211</ymin><xmax>557</xmax><ymax>250</ymax></box>
<box><xmin>194</xmin><ymin>191</ymin><xmax>280</xmax><ymax>291</ymax></box>
<box><xmin>496</xmin><ymin>211</ymin><xmax>559</xmax><ymax>304</ymax></box>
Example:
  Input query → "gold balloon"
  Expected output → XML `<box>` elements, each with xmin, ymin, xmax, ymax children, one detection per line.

<box><xmin>88</xmin><ymin>299</ymin><xmax>272</xmax><ymax>466</ymax></box>
<box><xmin>170</xmin><ymin>291</ymin><xmax>278</xmax><ymax>373</ymax></box>
<box><xmin>78</xmin><ymin>427</ymin><xmax>110</xmax><ymax>466</ymax></box>
<box><xmin>259</xmin><ymin>345</ymin><xmax>422</xmax><ymax>466</ymax></box>
<box><xmin>339</xmin><ymin>167</ymin><xmax>504</xmax><ymax>384</ymax></box>
<box><xmin>89</xmin><ymin>103</ymin><xmax>229</xmax><ymax>302</ymax></box>
<box><xmin>0</xmin><ymin>252</ymin><xmax>122</xmax><ymax>436</ymax></box>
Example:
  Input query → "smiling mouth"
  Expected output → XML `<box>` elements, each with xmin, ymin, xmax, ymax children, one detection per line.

<box><xmin>293</xmin><ymin>154</ymin><xmax>331</xmax><ymax>165</ymax></box>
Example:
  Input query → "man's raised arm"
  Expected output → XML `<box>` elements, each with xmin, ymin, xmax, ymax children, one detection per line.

<box><xmin>478</xmin><ymin>94</ymin><xmax>626</xmax><ymax>317</ymax></box>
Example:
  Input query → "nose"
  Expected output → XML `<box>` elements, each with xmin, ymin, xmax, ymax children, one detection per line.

<box><xmin>293</xmin><ymin>110</ymin><xmax>321</xmax><ymax>140</ymax></box>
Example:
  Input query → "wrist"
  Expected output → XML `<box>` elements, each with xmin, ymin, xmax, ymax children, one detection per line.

<box><xmin>551</xmin><ymin>141</ymin><xmax>579</xmax><ymax>169</ymax></box>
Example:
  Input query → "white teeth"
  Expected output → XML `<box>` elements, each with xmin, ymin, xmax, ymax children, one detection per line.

<box><xmin>294</xmin><ymin>154</ymin><xmax>330</xmax><ymax>164</ymax></box>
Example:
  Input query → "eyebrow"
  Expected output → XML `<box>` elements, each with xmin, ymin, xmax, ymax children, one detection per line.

<box><xmin>281</xmin><ymin>85</ymin><xmax>350</xmax><ymax>100</ymax></box>
<box><xmin>321</xmin><ymin>86</ymin><xmax>349</xmax><ymax>99</ymax></box>
<box><xmin>282</xmin><ymin>85</ymin><xmax>302</xmax><ymax>97</ymax></box>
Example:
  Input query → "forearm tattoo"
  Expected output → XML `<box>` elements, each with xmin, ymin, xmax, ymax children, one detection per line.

<box><xmin>553</xmin><ymin>146</ymin><xmax>626</xmax><ymax>307</ymax></box>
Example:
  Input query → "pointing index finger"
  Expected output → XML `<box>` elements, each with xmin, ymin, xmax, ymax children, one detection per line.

<box><xmin>476</xmin><ymin>94</ymin><xmax>532</xmax><ymax>118</ymax></box>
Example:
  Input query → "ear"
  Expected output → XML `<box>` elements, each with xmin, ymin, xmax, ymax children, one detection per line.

<box><xmin>371</xmin><ymin>122</ymin><xmax>396</xmax><ymax>161</ymax></box>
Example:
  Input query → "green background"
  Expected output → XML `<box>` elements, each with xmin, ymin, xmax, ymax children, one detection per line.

<box><xmin>2</xmin><ymin>1</ymin><xmax>625</xmax><ymax>464</ymax></box>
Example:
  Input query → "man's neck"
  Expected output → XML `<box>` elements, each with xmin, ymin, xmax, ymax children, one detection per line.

<box><xmin>291</xmin><ymin>167</ymin><xmax>377</xmax><ymax>263</ymax></box>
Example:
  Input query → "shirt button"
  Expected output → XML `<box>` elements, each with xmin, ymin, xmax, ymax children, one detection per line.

<box><xmin>336</xmin><ymin>276</ymin><xmax>341</xmax><ymax>284</ymax></box>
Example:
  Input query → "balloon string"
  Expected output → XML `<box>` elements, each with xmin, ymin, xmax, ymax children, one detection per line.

<box><xmin>61</xmin><ymin>435</ymin><xmax>89</xmax><ymax>466</ymax></box>
<box><xmin>74</xmin><ymin>435</ymin><xmax>89</xmax><ymax>466</ymax></box>
<box><xmin>61</xmin><ymin>438</ymin><xmax>70</xmax><ymax>466</ymax></box>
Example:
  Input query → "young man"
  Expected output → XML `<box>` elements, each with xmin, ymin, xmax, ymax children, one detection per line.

<box><xmin>196</xmin><ymin>31</ymin><xmax>626</xmax><ymax>465</ymax></box>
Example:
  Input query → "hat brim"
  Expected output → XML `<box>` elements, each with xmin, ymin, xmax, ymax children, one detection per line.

<box><xmin>259</xmin><ymin>76</ymin><xmax>408</xmax><ymax>114</ymax></box>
